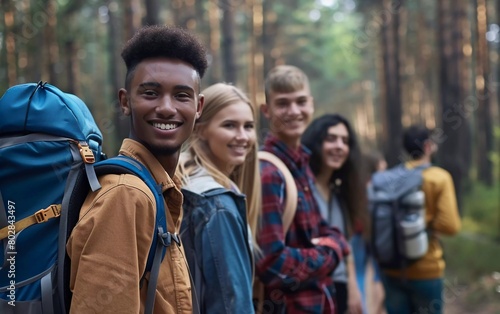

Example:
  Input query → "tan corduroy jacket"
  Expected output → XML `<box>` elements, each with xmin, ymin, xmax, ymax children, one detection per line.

<box><xmin>67</xmin><ymin>139</ymin><xmax>192</xmax><ymax>313</ymax></box>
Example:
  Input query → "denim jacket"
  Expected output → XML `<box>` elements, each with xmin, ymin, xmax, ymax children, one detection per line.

<box><xmin>181</xmin><ymin>168</ymin><xmax>255</xmax><ymax>314</ymax></box>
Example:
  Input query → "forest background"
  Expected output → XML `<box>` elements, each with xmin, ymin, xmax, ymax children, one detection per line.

<box><xmin>1</xmin><ymin>0</ymin><xmax>499</xmax><ymax>312</ymax></box>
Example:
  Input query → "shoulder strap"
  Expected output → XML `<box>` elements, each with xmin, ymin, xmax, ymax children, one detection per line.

<box><xmin>258</xmin><ymin>151</ymin><xmax>298</xmax><ymax>234</ymax></box>
<box><xmin>94</xmin><ymin>156</ymin><xmax>171</xmax><ymax>314</ymax></box>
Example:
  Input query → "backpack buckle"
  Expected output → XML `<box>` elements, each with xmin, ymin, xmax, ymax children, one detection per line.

<box><xmin>78</xmin><ymin>142</ymin><xmax>96</xmax><ymax>164</ymax></box>
<box><xmin>35</xmin><ymin>204</ymin><xmax>62</xmax><ymax>223</ymax></box>
<box><xmin>159</xmin><ymin>231</ymin><xmax>171</xmax><ymax>247</ymax></box>
<box><xmin>158</xmin><ymin>231</ymin><xmax>181</xmax><ymax>247</ymax></box>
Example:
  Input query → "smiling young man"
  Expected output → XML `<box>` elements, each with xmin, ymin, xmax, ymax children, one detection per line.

<box><xmin>67</xmin><ymin>25</ymin><xmax>207</xmax><ymax>313</ymax></box>
<box><xmin>255</xmin><ymin>65</ymin><xmax>350</xmax><ymax>313</ymax></box>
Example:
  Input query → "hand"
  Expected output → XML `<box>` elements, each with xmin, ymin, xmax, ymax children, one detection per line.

<box><xmin>371</xmin><ymin>281</ymin><xmax>386</xmax><ymax>314</ymax></box>
<box><xmin>347</xmin><ymin>285</ymin><xmax>363</xmax><ymax>314</ymax></box>
<box><xmin>312</xmin><ymin>237</ymin><xmax>350</xmax><ymax>257</ymax></box>
<box><xmin>311</xmin><ymin>236</ymin><xmax>337</xmax><ymax>248</ymax></box>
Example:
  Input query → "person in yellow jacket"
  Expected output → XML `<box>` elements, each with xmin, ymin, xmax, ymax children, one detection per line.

<box><xmin>381</xmin><ymin>125</ymin><xmax>461</xmax><ymax>314</ymax></box>
<box><xmin>67</xmin><ymin>25</ymin><xmax>207</xmax><ymax>313</ymax></box>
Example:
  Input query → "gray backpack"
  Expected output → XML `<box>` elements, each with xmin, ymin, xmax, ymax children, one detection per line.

<box><xmin>368</xmin><ymin>163</ymin><xmax>430</xmax><ymax>269</ymax></box>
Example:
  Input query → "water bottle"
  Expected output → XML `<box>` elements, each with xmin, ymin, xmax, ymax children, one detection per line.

<box><xmin>400</xmin><ymin>209</ymin><xmax>428</xmax><ymax>259</ymax></box>
<box><xmin>401</xmin><ymin>190</ymin><xmax>425</xmax><ymax>210</ymax></box>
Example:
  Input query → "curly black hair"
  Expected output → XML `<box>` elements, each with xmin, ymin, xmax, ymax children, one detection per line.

<box><xmin>121</xmin><ymin>25</ymin><xmax>208</xmax><ymax>88</ymax></box>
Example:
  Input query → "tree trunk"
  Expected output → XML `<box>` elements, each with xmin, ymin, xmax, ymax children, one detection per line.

<box><xmin>44</xmin><ymin>0</ymin><xmax>59</xmax><ymax>86</ymax></box>
<box><xmin>0</xmin><ymin>4</ymin><xmax>6</xmax><ymax>91</ymax></box>
<box><xmin>498</xmin><ymin>0</ymin><xmax>500</xmax><ymax>122</ymax></box>
<box><xmin>457</xmin><ymin>0</ymin><xmax>473</xmax><ymax>193</ymax></box>
<box><xmin>107</xmin><ymin>2</ymin><xmax>127</xmax><ymax>153</ymax></box>
<box><xmin>144</xmin><ymin>0</ymin><xmax>161</xmax><ymax>25</ymax></box>
<box><xmin>64</xmin><ymin>40</ymin><xmax>80</xmax><ymax>95</ymax></box>
<box><xmin>437</xmin><ymin>0</ymin><xmax>466</xmax><ymax>214</ymax></box>
<box><xmin>259</xmin><ymin>1</ymin><xmax>280</xmax><ymax>137</ymax></box>
<box><xmin>220</xmin><ymin>0</ymin><xmax>237</xmax><ymax>84</ymax></box>
<box><xmin>248</xmin><ymin>0</ymin><xmax>264</xmax><ymax>109</ymax></box>
<box><xmin>475</xmin><ymin>0</ymin><xmax>494</xmax><ymax>186</ymax></box>
<box><xmin>18</xmin><ymin>2</ymin><xmax>46</xmax><ymax>83</ymax></box>
<box><xmin>380</xmin><ymin>0</ymin><xmax>403</xmax><ymax>167</ymax></box>
<box><xmin>2</xmin><ymin>0</ymin><xmax>17</xmax><ymax>87</ymax></box>
<box><xmin>207</xmin><ymin>0</ymin><xmax>222</xmax><ymax>83</ymax></box>
<box><xmin>262</xmin><ymin>1</ymin><xmax>278</xmax><ymax>75</ymax></box>
<box><xmin>124</xmin><ymin>0</ymin><xmax>141</xmax><ymax>40</ymax></box>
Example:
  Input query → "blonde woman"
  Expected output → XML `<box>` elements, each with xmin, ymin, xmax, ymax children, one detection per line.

<box><xmin>179</xmin><ymin>83</ymin><xmax>260</xmax><ymax>314</ymax></box>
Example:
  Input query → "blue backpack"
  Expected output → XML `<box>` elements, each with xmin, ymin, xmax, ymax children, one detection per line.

<box><xmin>0</xmin><ymin>82</ymin><xmax>170</xmax><ymax>313</ymax></box>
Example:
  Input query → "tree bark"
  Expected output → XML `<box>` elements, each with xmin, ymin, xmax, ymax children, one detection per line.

<box><xmin>475</xmin><ymin>0</ymin><xmax>494</xmax><ymax>186</ymax></box>
<box><xmin>262</xmin><ymin>1</ymin><xmax>278</xmax><ymax>75</ymax></box>
<box><xmin>220</xmin><ymin>0</ymin><xmax>237</xmax><ymax>84</ymax></box>
<box><xmin>2</xmin><ymin>0</ymin><xmax>17</xmax><ymax>87</ymax></box>
<box><xmin>437</xmin><ymin>0</ymin><xmax>466</xmax><ymax>214</ymax></box>
<box><xmin>456</xmin><ymin>0</ymin><xmax>473</xmax><ymax>193</ymax></box>
<box><xmin>380</xmin><ymin>0</ymin><xmax>403</xmax><ymax>167</ymax></box>
<box><xmin>124</xmin><ymin>0</ymin><xmax>141</xmax><ymax>40</ymax></box>
<box><xmin>44</xmin><ymin>0</ymin><xmax>59</xmax><ymax>86</ymax></box>
<box><xmin>144</xmin><ymin>0</ymin><xmax>161</xmax><ymax>25</ymax></box>
<box><xmin>107</xmin><ymin>1</ymin><xmax>127</xmax><ymax>153</ymax></box>
<box><xmin>64</xmin><ymin>40</ymin><xmax>80</xmax><ymax>95</ymax></box>
<box><xmin>207</xmin><ymin>0</ymin><xmax>222</xmax><ymax>83</ymax></box>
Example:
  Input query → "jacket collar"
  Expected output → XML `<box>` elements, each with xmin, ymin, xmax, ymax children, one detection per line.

<box><xmin>182</xmin><ymin>167</ymin><xmax>224</xmax><ymax>194</ymax></box>
<box><xmin>263</xmin><ymin>133</ymin><xmax>311</xmax><ymax>169</ymax></box>
<box><xmin>118</xmin><ymin>138</ymin><xmax>181</xmax><ymax>194</ymax></box>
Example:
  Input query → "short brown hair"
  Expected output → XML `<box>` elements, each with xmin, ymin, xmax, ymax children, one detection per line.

<box><xmin>264</xmin><ymin>65</ymin><xmax>309</xmax><ymax>103</ymax></box>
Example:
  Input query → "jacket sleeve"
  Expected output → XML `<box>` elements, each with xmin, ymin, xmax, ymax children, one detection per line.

<box><xmin>256</xmin><ymin>163</ymin><xmax>346</xmax><ymax>290</ymax></box>
<box><xmin>430</xmin><ymin>170</ymin><xmax>461</xmax><ymax>235</ymax></box>
<box><xmin>199</xmin><ymin>194</ymin><xmax>254</xmax><ymax>314</ymax></box>
<box><xmin>67</xmin><ymin>177</ymin><xmax>156</xmax><ymax>313</ymax></box>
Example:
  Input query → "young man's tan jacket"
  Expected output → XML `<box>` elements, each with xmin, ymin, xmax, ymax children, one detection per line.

<box><xmin>67</xmin><ymin>139</ymin><xmax>192</xmax><ymax>313</ymax></box>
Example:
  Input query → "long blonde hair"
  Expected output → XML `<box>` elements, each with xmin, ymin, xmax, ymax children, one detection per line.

<box><xmin>179</xmin><ymin>83</ymin><xmax>261</xmax><ymax>250</ymax></box>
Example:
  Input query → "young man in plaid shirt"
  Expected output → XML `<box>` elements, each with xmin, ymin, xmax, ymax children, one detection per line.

<box><xmin>255</xmin><ymin>65</ymin><xmax>350</xmax><ymax>313</ymax></box>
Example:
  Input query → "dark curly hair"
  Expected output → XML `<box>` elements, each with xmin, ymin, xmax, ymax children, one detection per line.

<box><xmin>302</xmin><ymin>114</ymin><xmax>368</xmax><ymax>237</ymax></box>
<box><xmin>121</xmin><ymin>25</ymin><xmax>208</xmax><ymax>89</ymax></box>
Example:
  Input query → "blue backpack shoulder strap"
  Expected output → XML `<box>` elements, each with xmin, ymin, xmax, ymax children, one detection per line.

<box><xmin>94</xmin><ymin>155</ymin><xmax>171</xmax><ymax>313</ymax></box>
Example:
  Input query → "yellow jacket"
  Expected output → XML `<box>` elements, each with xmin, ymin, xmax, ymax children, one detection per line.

<box><xmin>385</xmin><ymin>162</ymin><xmax>461</xmax><ymax>279</ymax></box>
<box><xmin>67</xmin><ymin>139</ymin><xmax>192</xmax><ymax>313</ymax></box>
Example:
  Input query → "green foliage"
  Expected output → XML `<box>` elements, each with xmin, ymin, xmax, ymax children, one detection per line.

<box><xmin>269</xmin><ymin>1</ymin><xmax>366</xmax><ymax>111</ymax></box>
<box><xmin>461</xmin><ymin>182</ymin><xmax>500</xmax><ymax>239</ymax></box>
<box><xmin>492</xmin><ymin>125</ymin><xmax>500</xmax><ymax>182</ymax></box>
<box><xmin>443</xmin><ymin>234</ymin><xmax>500</xmax><ymax>283</ymax></box>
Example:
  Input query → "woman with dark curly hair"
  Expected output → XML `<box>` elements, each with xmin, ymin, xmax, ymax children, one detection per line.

<box><xmin>302</xmin><ymin>113</ymin><xmax>368</xmax><ymax>314</ymax></box>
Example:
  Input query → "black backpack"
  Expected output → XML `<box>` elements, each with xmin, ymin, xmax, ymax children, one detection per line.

<box><xmin>368</xmin><ymin>163</ymin><xmax>430</xmax><ymax>269</ymax></box>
